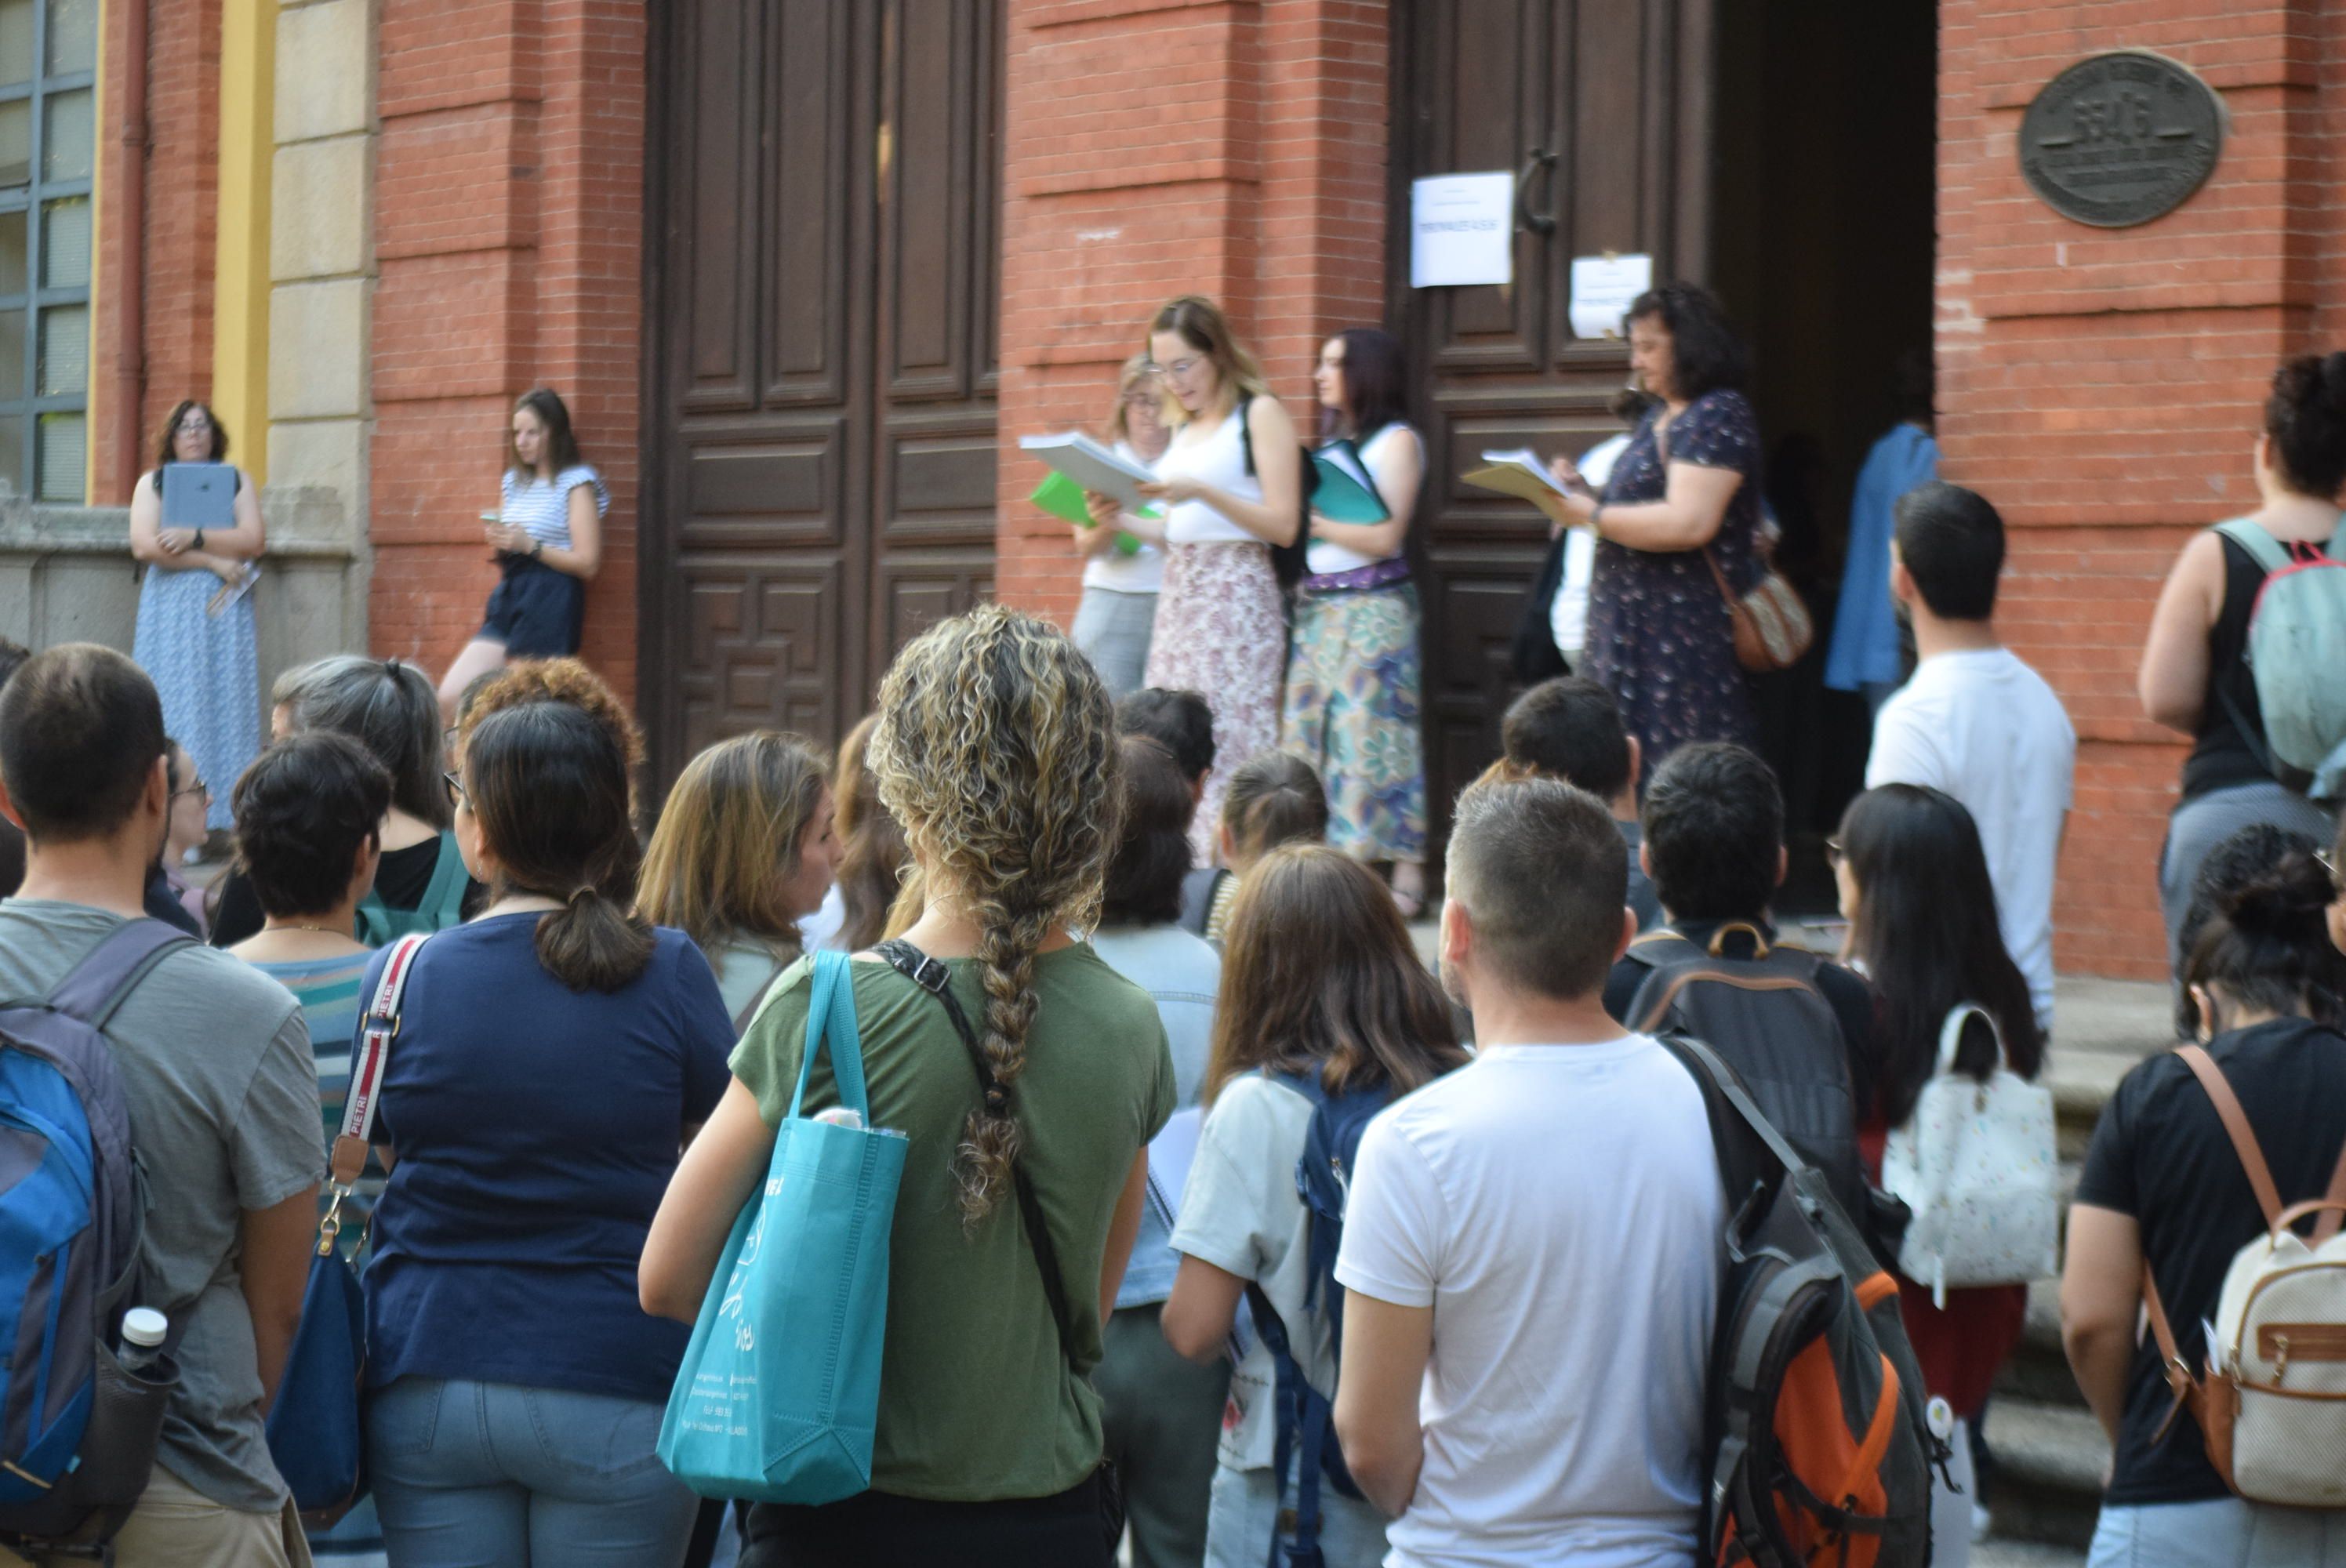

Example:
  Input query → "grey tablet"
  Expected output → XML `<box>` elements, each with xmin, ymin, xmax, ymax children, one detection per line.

<box><xmin>160</xmin><ymin>463</ymin><xmax>236</xmax><ymax>532</ymax></box>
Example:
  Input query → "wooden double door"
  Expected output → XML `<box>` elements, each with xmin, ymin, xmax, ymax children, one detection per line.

<box><xmin>641</xmin><ymin>0</ymin><xmax>1002</xmax><ymax>779</ymax></box>
<box><xmin>1392</xmin><ymin>0</ymin><xmax>1714</xmax><ymax>829</ymax></box>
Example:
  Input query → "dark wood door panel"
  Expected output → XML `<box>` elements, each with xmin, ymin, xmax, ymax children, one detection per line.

<box><xmin>760</xmin><ymin>0</ymin><xmax>855</xmax><ymax>407</ymax></box>
<box><xmin>675</xmin><ymin>0</ymin><xmax>759</xmax><ymax>416</ymax></box>
<box><xmin>677</xmin><ymin>560</ymin><xmax>845</xmax><ymax>756</ymax></box>
<box><xmin>677</xmin><ymin>417</ymin><xmax>849</xmax><ymax>550</ymax></box>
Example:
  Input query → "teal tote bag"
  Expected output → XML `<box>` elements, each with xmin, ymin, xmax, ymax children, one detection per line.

<box><xmin>657</xmin><ymin>950</ymin><xmax>908</xmax><ymax>1503</ymax></box>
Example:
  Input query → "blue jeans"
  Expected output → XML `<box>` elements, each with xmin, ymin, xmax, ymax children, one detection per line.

<box><xmin>2088</xmin><ymin>1497</ymin><xmax>2346</xmax><ymax>1567</ymax></box>
<box><xmin>368</xmin><ymin>1377</ymin><xmax>699</xmax><ymax>1568</ymax></box>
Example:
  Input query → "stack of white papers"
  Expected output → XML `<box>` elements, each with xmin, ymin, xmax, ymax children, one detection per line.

<box><xmin>1019</xmin><ymin>433</ymin><xmax>1158</xmax><ymax>510</ymax></box>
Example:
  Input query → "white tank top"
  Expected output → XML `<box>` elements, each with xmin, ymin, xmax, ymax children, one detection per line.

<box><xmin>1158</xmin><ymin>404</ymin><xmax>1263</xmax><ymax>546</ymax></box>
<box><xmin>1306</xmin><ymin>423</ymin><xmax>1419</xmax><ymax>575</ymax></box>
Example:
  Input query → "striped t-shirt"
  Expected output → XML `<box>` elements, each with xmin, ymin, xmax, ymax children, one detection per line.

<box><xmin>499</xmin><ymin>463</ymin><xmax>609</xmax><ymax>550</ymax></box>
<box><xmin>246</xmin><ymin>950</ymin><xmax>381</xmax><ymax>1207</ymax></box>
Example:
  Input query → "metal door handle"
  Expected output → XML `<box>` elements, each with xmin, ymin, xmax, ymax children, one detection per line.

<box><xmin>1515</xmin><ymin>147</ymin><xmax>1557</xmax><ymax>237</ymax></box>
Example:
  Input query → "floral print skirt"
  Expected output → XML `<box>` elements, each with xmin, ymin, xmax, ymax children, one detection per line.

<box><xmin>1145</xmin><ymin>543</ymin><xmax>1287</xmax><ymax>864</ymax></box>
<box><xmin>1280</xmin><ymin>581</ymin><xmax>1426</xmax><ymax>862</ymax></box>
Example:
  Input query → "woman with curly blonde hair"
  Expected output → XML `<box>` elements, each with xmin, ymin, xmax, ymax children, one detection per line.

<box><xmin>642</xmin><ymin>606</ymin><xmax>1175</xmax><ymax>1566</ymax></box>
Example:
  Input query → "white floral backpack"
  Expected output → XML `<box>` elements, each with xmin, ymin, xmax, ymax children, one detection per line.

<box><xmin>1881</xmin><ymin>1003</ymin><xmax>2060</xmax><ymax>1305</ymax></box>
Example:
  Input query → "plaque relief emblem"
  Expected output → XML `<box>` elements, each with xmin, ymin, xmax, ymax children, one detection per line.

<box><xmin>2018</xmin><ymin>52</ymin><xmax>2225</xmax><ymax>228</ymax></box>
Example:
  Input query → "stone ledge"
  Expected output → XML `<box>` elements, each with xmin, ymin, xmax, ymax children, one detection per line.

<box><xmin>0</xmin><ymin>491</ymin><xmax>360</xmax><ymax>558</ymax></box>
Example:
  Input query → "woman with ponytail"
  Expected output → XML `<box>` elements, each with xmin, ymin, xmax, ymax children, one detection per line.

<box><xmin>362</xmin><ymin>698</ymin><xmax>735</xmax><ymax>1567</ymax></box>
<box><xmin>2140</xmin><ymin>352</ymin><xmax>2346</xmax><ymax>966</ymax></box>
<box><xmin>2063</xmin><ymin>851</ymin><xmax>2346</xmax><ymax>1565</ymax></box>
<box><xmin>643</xmin><ymin>606</ymin><xmax>1174</xmax><ymax>1567</ymax></box>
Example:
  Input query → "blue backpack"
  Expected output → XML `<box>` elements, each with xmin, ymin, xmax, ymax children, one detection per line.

<box><xmin>0</xmin><ymin>920</ymin><xmax>190</xmax><ymax>1551</ymax></box>
<box><xmin>1244</xmin><ymin>1071</ymin><xmax>1390</xmax><ymax>1568</ymax></box>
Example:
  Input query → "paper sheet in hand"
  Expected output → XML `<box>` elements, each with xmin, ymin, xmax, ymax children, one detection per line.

<box><xmin>1309</xmin><ymin>453</ymin><xmax>1389</xmax><ymax>524</ymax></box>
<box><xmin>1019</xmin><ymin>432</ymin><xmax>1156</xmax><ymax>510</ymax></box>
<box><xmin>1144</xmin><ymin>1107</ymin><xmax>1203</xmax><ymax>1229</ymax></box>
<box><xmin>1463</xmin><ymin>448</ymin><xmax>1576</xmax><ymax>506</ymax></box>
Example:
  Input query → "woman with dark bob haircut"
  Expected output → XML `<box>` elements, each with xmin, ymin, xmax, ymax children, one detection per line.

<box><xmin>1535</xmin><ymin>281</ymin><xmax>1767</xmax><ymax>768</ymax></box>
<box><xmin>2138</xmin><ymin>352</ymin><xmax>2346</xmax><ymax>968</ymax></box>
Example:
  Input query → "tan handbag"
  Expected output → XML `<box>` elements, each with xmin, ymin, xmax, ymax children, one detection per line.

<box><xmin>1651</xmin><ymin>409</ymin><xmax>1814</xmax><ymax>673</ymax></box>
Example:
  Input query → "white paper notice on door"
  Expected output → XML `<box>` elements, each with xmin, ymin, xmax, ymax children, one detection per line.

<box><xmin>1568</xmin><ymin>253</ymin><xmax>1654</xmax><ymax>339</ymax></box>
<box><xmin>1410</xmin><ymin>172</ymin><xmax>1515</xmax><ymax>289</ymax></box>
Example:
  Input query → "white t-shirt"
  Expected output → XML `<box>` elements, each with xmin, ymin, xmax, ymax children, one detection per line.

<box><xmin>1081</xmin><ymin>439</ymin><xmax>1168</xmax><ymax>594</ymax></box>
<box><xmin>1550</xmin><ymin>433</ymin><xmax>1630</xmax><ymax>659</ymax></box>
<box><xmin>1335</xmin><ymin>1036</ymin><xmax>1723</xmax><ymax>1568</ymax></box>
<box><xmin>1865</xmin><ymin>647</ymin><xmax>2075</xmax><ymax>1032</ymax></box>
<box><xmin>1167</xmin><ymin>1073</ymin><xmax>1332</xmax><ymax>1471</ymax></box>
<box><xmin>1159</xmin><ymin>404</ymin><xmax>1263</xmax><ymax>546</ymax></box>
<box><xmin>1308</xmin><ymin>423</ymin><xmax>1421</xmax><ymax>575</ymax></box>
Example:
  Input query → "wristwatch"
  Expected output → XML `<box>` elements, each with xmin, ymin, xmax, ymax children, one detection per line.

<box><xmin>528</xmin><ymin>538</ymin><xmax>544</xmax><ymax>560</ymax></box>
<box><xmin>191</xmin><ymin>528</ymin><xmax>205</xmax><ymax>550</ymax></box>
<box><xmin>1587</xmin><ymin>503</ymin><xmax>1604</xmax><ymax>537</ymax></box>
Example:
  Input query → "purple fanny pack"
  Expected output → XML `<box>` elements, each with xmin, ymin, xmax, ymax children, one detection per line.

<box><xmin>1298</xmin><ymin>557</ymin><xmax>1411</xmax><ymax>596</ymax></box>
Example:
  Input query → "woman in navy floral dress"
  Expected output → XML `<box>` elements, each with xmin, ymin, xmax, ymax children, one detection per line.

<box><xmin>1544</xmin><ymin>283</ymin><xmax>1763</xmax><ymax>766</ymax></box>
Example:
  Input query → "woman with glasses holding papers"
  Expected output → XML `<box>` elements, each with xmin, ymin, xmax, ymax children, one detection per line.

<box><xmin>1070</xmin><ymin>355</ymin><xmax>1175</xmax><ymax>699</ymax></box>
<box><xmin>130</xmin><ymin>398</ymin><xmax>267</xmax><ymax>832</ymax></box>
<box><xmin>1109</xmin><ymin>296</ymin><xmax>1302</xmax><ymax>862</ymax></box>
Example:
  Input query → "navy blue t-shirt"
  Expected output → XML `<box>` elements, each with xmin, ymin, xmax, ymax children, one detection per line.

<box><xmin>360</xmin><ymin>914</ymin><xmax>733</xmax><ymax>1404</ymax></box>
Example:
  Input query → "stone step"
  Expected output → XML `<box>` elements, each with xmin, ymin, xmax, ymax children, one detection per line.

<box><xmin>1981</xmin><ymin>1398</ymin><xmax>2110</xmax><ymax>1551</ymax></box>
<box><xmin>1974</xmin><ymin>1538</ymin><xmax>2087</xmax><ymax>1568</ymax></box>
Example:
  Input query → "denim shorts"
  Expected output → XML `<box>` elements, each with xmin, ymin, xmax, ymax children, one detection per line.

<box><xmin>1204</xmin><ymin>1460</ymin><xmax>1389</xmax><ymax>1568</ymax></box>
<box><xmin>2087</xmin><ymin>1495</ymin><xmax>2346</xmax><ymax>1567</ymax></box>
<box><xmin>480</xmin><ymin>559</ymin><xmax>586</xmax><ymax>658</ymax></box>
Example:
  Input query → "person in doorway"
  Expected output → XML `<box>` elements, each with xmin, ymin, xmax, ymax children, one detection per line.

<box><xmin>1282</xmin><ymin>328</ymin><xmax>1430</xmax><ymax>915</ymax></box>
<box><xmin>1331</xmin><ymin>775</ymin><xmax>1723</xmax><ymax>1564</ymax></box>
<box><xmin>1865</xmin><ymin>482</ymin><xmax>2075</xmax><ymax>1035</ymax></box>
<box><xmin>640</xmin><ymin>607</ymin><xmax>1170</xmax><ymax>1567</ymax></box>
<box><xmin>1089</xmin><ymin>733</ymin><xmax>1230</xmax><ymax>1568</ymax></box>
<box><xmin>2139</xmin><ymin>354</ymin><xmax>2346</xmax><ymax>969</ymax></box>
<box><xmin>362</xmin><ymin>699</ymin><xmax>727</xmax><ymax>1568</ymax></box>
<box><xmin>1182</xmin><ymin>750</ymin><xmax>1330</xmax><ymax>945</ymax></box>
<box><xmin>0</xmin><ymin>645</ymin><xmax>322</xmax><ymax>1564</ymax></box>
<box><xmin>1071</xmin><ymin>354</ymin><xmax>1173</xmax><ymax>699</ymax></box>
<box><xmin>1547</xmin><ymin>388</ymin><xmax>1661</xmax><ymax>675</ymax></box>
<box><xmin>1539</xmin><ymin>282</ymin><xmax>1766</xmax><ymax>766</ymax></box>
<box><xmin>211</xmin><ymin>655</ymin><xmax>482</xmax><ymax>948</ymax></box>
<box><xmin>1498</xmin><ymin>675</ymin><xmax>1661</xmax><ymax>931</ymax></box>
<box><xmin>144</xmin><ymin>738</ymin><xmax>212</xmax><ymax>936</ymax></box>
<box><xmin>1106</xmin><ymin>296</ymin><xmax>1302</xmax><ymax>864</ymax></box>
<box><xmin>1163</xmin><ymin>845</ymin><xmax>1465</xmax><ymax>1568</ymax></box>
<box><xmin>637</xmin><ymin>730</ymin><xmax>840</xmax><ymax>1028</ymax></box>
<box><xmin>130</xmin><ymin>399</ymin><xmax>266</xmax><ymax>834</ymax></box>
<box><xmin>2063</xmin><ymin>851</ymin><xmax>2346</xmax><ymax>1566</ymax></box>
<box><xmin>436</xmin><ymin>388</ymin><xmax>611</xmax><ymax>718</ymax></box>
<box><xmin>1834</xmin><ymin>782</ymin><xmax>2046</xmax><ymax>1565</ymax></box>
<box><xmin>1826</xmin><ymin>349</ymin><xmax>1937</xmax><ymax>710</ymax></box>
<box><xmin>225</xmin><ymin>731</ymin><xmax>395</xmax><ymax>1568</ymax></box>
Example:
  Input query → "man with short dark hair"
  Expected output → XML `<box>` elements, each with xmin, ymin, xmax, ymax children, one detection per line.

<box><xmin>1331</xmin><ymin>777</ymin><xmax>1722</xmax><ymax>1565</ymax></box>
<box><xmin>1115</xmin><ymin>688</ymin><xmax>1217</xmax><ymax>800</ymax></box>
<box><xmin>1868</xmin><ymin>481</ymin><xmax>2074</xmax><ymax>1031</ymax></box>
<box><xmin>1500</xmin><ymin>676</ymin><xmax>1661</xmax><ymax>928</ymax></box>
<box><xmin>0</xmin><ymin>644</ymin><xmax>323</xmax><ymax>1565</ymax></box>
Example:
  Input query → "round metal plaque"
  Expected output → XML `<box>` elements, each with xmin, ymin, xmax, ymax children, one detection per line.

<box><xmin>2017</xmin><ymin>52</ymin><xmax>2224</xmax><ymax>228</ymax></box>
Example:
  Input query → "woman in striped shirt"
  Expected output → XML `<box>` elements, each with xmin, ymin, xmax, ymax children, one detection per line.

<box><xmin>226</xmin><ymin>730</ymin><xmax>396</xmax><ymax>1568</ymax></box>
<box><xmin>435</xmin><ymin>387</ymin><xmax>612</xmax><ymax>719</ymax></box>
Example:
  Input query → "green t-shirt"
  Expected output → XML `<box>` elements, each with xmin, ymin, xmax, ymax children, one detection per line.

<box><xmin>732</xmin><ymin>942</ymin><xmax>1175</xmax><ymax>1501</ymax></box>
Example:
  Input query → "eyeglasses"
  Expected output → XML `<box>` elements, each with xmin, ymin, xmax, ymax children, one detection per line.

<box><xmin>171</xmin><ymin>779</ymin><xmax>209</xmax><ymax>801</ymax></box>
<box><xmin>444</xmin><ymin>770</ymin><xmax>469</xmax><ymax>809</ymax></box>
<box><xmin>1823</xmin><ymin>837</ymin><xmax>1845</xmax><ymax>869</ymax></box>
<box><xmin>1142</xmin><ymin>358</ymin><xmax>1202</xmax><ymax>379</ymax></box>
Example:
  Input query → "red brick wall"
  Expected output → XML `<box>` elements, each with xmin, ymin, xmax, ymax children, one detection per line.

<box><xmin>368</xmin><ymin>0</ymin><xmax>643</xmax><ymax>702</ymax></box>
<box><xmin>93</xmin><ymin>0</ymin><xmax>223</xmax><ymax>502</ymax></box>
<box><xmin>995</xmin><ymin>0</ymin><xmax>1388</xmax><ymax>627</ymax></box>
<box><xmin>1937</xmin><ymin>4</ymin><xmax>2341</xmax><ymax>981</ymax></box>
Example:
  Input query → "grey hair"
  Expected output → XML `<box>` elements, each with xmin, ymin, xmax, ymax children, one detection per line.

<box><xmin>271</xmin><ymin>654</ymin><xmax>450</xmax><ymax>829</ymax></box>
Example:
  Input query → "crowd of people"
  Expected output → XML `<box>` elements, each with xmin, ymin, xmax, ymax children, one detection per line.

<box><xmin>0</xmin><ymin>321</ymin><xmax>2342</xmax><ymax>1568</ymax></box>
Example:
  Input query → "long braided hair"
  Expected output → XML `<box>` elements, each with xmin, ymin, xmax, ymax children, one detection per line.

<box><xmin>868</xmin><ymin>606</ymin><xmax>1119</xmax><ymax>1227</ymax></box>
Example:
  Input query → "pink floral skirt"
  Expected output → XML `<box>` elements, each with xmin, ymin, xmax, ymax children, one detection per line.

<box><xmin>1144</xmin><ymin>542</ymin><xmax>1287</xmax><ymax>863</ymax></box>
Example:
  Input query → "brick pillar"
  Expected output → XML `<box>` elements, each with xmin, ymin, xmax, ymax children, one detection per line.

<box><xmin>369</xmin><ymin>0</ymin><xmax>642</xmax><ymax>700</ymax></box>
<box><xmin>1937</xmin><ymin>5</ymin><xmax>2335</xmax><ymax>981</ymax></box>
<box><xmin>995</xmin><ymin>0</ymin><xmax>1389</xmax><ymax>627</ymax></box>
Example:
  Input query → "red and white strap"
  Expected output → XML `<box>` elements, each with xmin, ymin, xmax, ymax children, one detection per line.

<box><xmin>329</xmin><ymin>933</ymin><xmax>427</xmax><ymax>1190</ymax></box>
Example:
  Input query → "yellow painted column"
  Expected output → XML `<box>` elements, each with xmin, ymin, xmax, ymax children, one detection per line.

<box><xmin>212</xmin><ymin>0</ymin><xmax>278</xmax><ymax>481</ymax></box>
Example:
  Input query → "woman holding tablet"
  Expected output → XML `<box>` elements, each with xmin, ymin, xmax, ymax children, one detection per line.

<box><xmin>435</xmin><ymin>387</ymin><xmax>610</xmax><ymax>717</ymax></box>
<box><xmin>130</xmin><ymin>399</ymin><xmax>266</xmax><ymax>833</ymax></box>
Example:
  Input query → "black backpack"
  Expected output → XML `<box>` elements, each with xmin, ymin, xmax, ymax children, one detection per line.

<box><xmin>1244</xmin><ymin>1071</ymin><xmax>1389</xmax><ymax>1568</ymax></box>
<box><xmin>1661</xmin><ymin>1034</ymin><xmax>1945</xmax><ymax>1568</ymax></box>
<box><xmin>1235</xmin><ymin>394</ymin><xmax>1315</xmax><ymax>593</ymax></box>
<box><xmin>1621</xmin><ymin>925</ymin><xmax>1868</xmax><ymax>1229</ymax></box>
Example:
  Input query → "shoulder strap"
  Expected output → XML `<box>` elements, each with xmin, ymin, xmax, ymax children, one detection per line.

<box><xmin>41</xmin><ymin>918</ymin><xmax>194</xmax><ymax>1031</ymax></box>
<box><xmin>421</xmin><ymin>832</ymin><xmax>471</xmax><ymax>917</ymax></box>
<box><xmin>331</xmin><ymin>934</ymin><xmax>429</xmax><ymax>1189</ymax></box>
<box><xmin>2175</xmin><ymin>1044</ymin><xmax>2283</xmax><ymax>1228</ymax></box>
<box><xmin>873</xmin><ymin>938</ymin><xmax>1081</xmax><ymax>1367</ymax></box>
<box><xmin>2214</xmin><ymin>517</ymin><xmax>2292</xmax><ymax>576</ymax></box>
<box><xmin>1237</xmin><ymin>393</ymin><xmax>1256</xmax><ymax>477</ymax></box>
<box><xmin>1934</xmin><ymin>1003</ymin><xmax>2007</xmax><ymax>1078</ymax></box>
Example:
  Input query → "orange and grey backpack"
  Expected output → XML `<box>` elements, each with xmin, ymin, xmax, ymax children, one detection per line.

<box><xmin>1663</xmin><ymin>1034</ymin><xmax>1945</xmax><ymax>1568</ymax></box>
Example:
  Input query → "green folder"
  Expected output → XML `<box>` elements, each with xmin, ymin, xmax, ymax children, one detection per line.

<box><xmin>1311</xmin><ymin>454</ymin><xmax>1389</xmax><ymax>523</ymax></box>
<box><xmin>1030</xmin><ymin>470</ymin><xmax>1149</xmax><ymax>555</ymax></box>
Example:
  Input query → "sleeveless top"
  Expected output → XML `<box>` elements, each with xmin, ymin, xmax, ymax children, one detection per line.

<box><xmin>1158</xmin><ymin>405</ymin><xmax>1262</xmax><ymax>546</ymax></box>
<box><xmin>1307</xmin><ymin>422</ymin><xmax>1418</xmax><ymax>575</ymax></box>
<box><xmin>2179</xmin><ymin>523</ymin><xmax>2337</xmax><ymax>801</ymax></box>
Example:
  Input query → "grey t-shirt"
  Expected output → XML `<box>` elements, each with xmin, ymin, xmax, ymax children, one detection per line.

<box><xmin>0</xmin><ymin>901</ymin><xmax>325</xmax><ymax>1512</ymax></box>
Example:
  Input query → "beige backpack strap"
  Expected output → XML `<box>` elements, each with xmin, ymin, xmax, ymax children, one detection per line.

<box><xmin>2138</xmin><ymin>1263</ymin><xmax>2201</xmax><ymax>1443</ymax></box>
<box><xmin>2174</xmin><ymin>1045</ymin><xmax>2284</xmax><ymax>1229</ymax></box>
<box><xmin>1705</xmin><ymin>920</ymin><xmax>1770</xmax><ymax>959</ymax></box>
